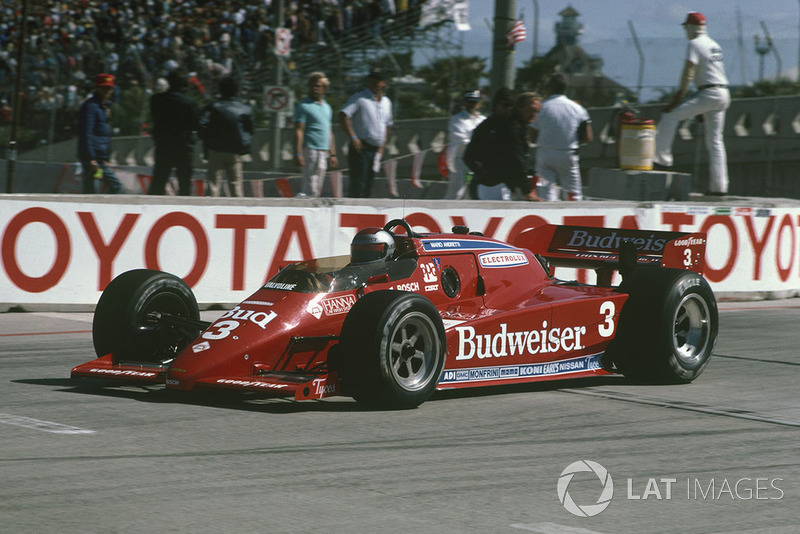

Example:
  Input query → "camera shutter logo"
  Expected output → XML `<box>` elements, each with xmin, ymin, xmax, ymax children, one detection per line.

<box><xmin>557</xmin><ymin>460</ymin><xmax>614</xmax><ymax>517</ymax></box>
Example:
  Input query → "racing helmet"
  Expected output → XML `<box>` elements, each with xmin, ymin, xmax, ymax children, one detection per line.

<box><xmin>350</xmin><ymin>227</ymin><xmax>396</xmax><ymax>263</ymax></box>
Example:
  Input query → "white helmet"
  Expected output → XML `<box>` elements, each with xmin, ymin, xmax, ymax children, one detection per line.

<box><xmin>351</xmin><ymin>227</ymin><xmax>396</xmax><ymax>263</ymax></box>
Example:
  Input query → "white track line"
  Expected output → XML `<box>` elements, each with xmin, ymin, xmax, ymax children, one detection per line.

<box><xmin>0</xmin><ymin>413</ymin><xmax>95</xmax><ymax>434</ymax></box>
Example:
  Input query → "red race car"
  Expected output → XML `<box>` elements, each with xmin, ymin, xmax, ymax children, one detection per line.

<box><xmin>72</xmin><ymin>219</ymin><xmax>718</xmax><ymax>409</ymax></box>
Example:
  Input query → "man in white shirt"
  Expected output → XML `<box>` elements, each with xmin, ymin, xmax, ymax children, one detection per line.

<box><xmin>654</xmin><ymin>11</ymin><xmax>730</xmax><ymax>195</ymax></box>
<box><xmin>529</xmin><ymin>73</ymin><xmax>593</xmax><ymax>201</ymax></box>
<box><xmin>444</xmin><ymin>90</ymin><xmax>486</xmax><ymax>200</ymax></box>
<box><xmin>339</xmin><ymin>67</ymin><xmax>393</xmax><ymax>198</ymax></box>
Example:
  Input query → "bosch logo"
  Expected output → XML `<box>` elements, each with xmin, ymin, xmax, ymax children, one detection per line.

<box><xmin>557</xmin><ymin>460</ymin><xmax>613</xmax><ymax>517</ymax></box>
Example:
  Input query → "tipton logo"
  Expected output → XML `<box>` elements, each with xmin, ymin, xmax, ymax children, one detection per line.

<box><xmin>557</xmin><ymin>460</ymin><xmax>614</xmax><ymax>517</ymax></box>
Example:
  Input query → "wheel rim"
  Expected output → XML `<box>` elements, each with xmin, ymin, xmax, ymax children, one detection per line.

<box><xmin>137</xmin><ymin>291</ymin><xmax>192</xmax><ymax>326</ymax></box>
<box><xmin>672</xmin><ymin>293</ymin><xmax>711</xmax><ymax>366</ymax></box>
<box><xmin>388</xmin><ymin>311</ymin><xmax>440</xmax><ymax>392</ymax></box>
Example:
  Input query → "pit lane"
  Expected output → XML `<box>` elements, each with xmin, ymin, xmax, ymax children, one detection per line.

<box><xmin>1</xmin><ymin>302</ymin><xmax>798</xmax><ymax>533</ymax></box>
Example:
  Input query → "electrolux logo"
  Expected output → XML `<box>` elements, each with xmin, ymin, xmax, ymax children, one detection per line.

<box><xmin>557</xmin><ymin>460</ymin><xmax>613</xmax><ymax>517</ymax></box>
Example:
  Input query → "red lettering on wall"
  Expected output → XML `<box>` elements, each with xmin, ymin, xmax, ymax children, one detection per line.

<box><xmin>145</xmin><ymin>212</ymin><xmax>209</xmax><ymax>287</ymax></box>
<box><xmin>405</xmin><ymin>213</ymin><xmax>441</xmax><ymax>234</ymax></box>
<box><xmin>216</xmin><ymin>214</ymin><xmax>266</xmax><ymax>291</ymax></box>
<box><xmin>775</xmin><ymin>214</ymin><xmax>794</xmax><ymax>282</ymax></box>
<box><xmin>700</xmin><ymin>215</ymin><xmax>737</xmax><ymax>282</ymax></box>
<box><xmin>77</xmin><ymin>212</ymin><xmax>140</xmax><ymax>290</ymax></box>
<box><xmin>266</xmin><ymin>215</ymin><xmax>313</xmax><ymax>281</ymax></box>
<box><xmin>2</xmin><ymin>207</ymin><xmax>71</xmax><ymax>293</ymax></box>
<box><xmin>662</xmin><ymin>212</ymin><xmax>694</xmax><ymax>231</ymax></box>
<box><xmin>339</xmin><ymin>213</ymin><xmax>386</xmax><ymax>233</ymax></box>
<box><xmin>743</xmin><ymin>215</ymin><xmax>775</xmax><ymax>281</ymax></box>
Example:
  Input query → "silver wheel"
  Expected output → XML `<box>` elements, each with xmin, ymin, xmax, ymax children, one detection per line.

<box><xmin>672</xmin><ymin>293</ymin><xmax>711</xmax><ymax>366</ymax></box>
<box><xmin>388</xmin><ymin>312</ymin><xmax>440</xmax><ymax>392</ymax></box>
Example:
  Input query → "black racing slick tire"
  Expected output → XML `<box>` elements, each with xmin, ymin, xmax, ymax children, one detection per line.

<box><xmin>92</xmin><ymin>269</ymin><xmax>199</xmax><ymax>363</ymax></box>
<box><xmin>609</xmin><ymin>267</ymin><xmax>718</xmax><ymax>383</ymax></box>
<box><xmin>337</xmin><ymin>291</ymin><xmax>446</xmax><ymax>409</ymax></box>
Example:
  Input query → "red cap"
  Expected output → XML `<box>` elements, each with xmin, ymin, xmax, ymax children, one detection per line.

<box><xmin>681</xmin><ymin>12</ymin><xmax>706</xmax><ymax>26</ymax></box>
<box><xmin>95</xmin><ymin>73</ymin><xmax>115</xmax><ymax>87</ymax></box>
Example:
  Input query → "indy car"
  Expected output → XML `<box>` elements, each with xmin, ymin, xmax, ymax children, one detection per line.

<box><xmin>72</xmin><ymin>219</ymin><xmax>718</xmax><ymax>409</ymax></box>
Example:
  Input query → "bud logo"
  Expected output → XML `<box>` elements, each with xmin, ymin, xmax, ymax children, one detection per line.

<box><xmin>307</xmin><ymin>295</ymin><xmax>356</xmax><ymax>319</ymax></box>
<box><xmin>455</xmin><ymin>321</ymin><xmax>586</xmax><ymax>360</ymax></box>
<box><xmin>558</xmin><ymin>460</ymin><xmax>613</xmax><ymax>517</ymax></box>
<box><xmin>478</xmin><ymin>251</ymin><xmax>528</xmax><ymax>268</ymax></box>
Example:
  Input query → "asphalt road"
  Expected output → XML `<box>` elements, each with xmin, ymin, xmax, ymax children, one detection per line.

<box><xmin>1</xmin><ymin>302</ymin><xmax>798</xmax><ymax>534</ymax></box>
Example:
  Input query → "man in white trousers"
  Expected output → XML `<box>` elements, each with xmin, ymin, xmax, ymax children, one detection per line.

<box><xmin>654</xmin><ymin>11</ymin><xmax>730</xmax><ymax>196</ymax></box>
<box><xmin>444</xmin><ymin>90</ymin><xmax>485</xmax><ymax>200</ymax></box>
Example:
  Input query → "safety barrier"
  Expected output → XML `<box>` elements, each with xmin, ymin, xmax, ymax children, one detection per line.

<box><xmin>2</xmin><ymin>194</ymin><xmax>799</xmax><ymax>311</ymax></box>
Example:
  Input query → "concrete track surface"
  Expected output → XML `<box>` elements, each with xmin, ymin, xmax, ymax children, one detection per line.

<box><xmin>1</xmin><ymin>302</ymin><xmax>798</xmax><ymax>534</ymax></box>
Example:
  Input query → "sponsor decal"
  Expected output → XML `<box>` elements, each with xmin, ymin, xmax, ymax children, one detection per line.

<box><xmin>312</xmin><ymin>378</ymin><xmax>337</xmax><ymax>396</ymax></box>
<box><xmin>454</xmin><ymin>321</ymin><xmax>587</xmax><ymax>360</ymax></box>
<box><xmin>88</xmin><ymin>368</ymin><xmax>158</xmax><ymax>377</ymax></box>
<box><xmin>421</xmin><ymin>239</ymin><xmax>517</xmax><ymax>252</ymax></box>
<box><xmin>192</xmin><ymin>341</ymin><xmax>211</xmax><ymax>353</ymax></box>
<box><xmin>393</xmin><ymin>282</ymin><xmax>419</xmax><ymax>292</ymax></box>
<box><xmin>556</xmin><ymin>227</ymin><xmax>681</xmax><ymax>255</ymax></box>
<box><xmin>215</xmin><ymin>379</ymin><xmax>288</xmax><ymax>389</ymax></box>
<box><xmin>424</xmin><ymin>284</ymin><xmax>439</xmax><ymax>292</ymax></box>
<box><xmin>307</xmin><ymin>294</ymin><xmax>356</xmax><ymax>319</ymax></box>
<box><xmin>421</xmin><ymin>262</ymin><xmax>438</xmax><ymax>283</ymax></box>
<box><xmin>478</xmin><ymin>251</ymin><xmax>528</xmax><ymax>268</ymax></box>
<box><xmin>440</xmin><ymin>354</ymin><xmax>602</xmax><ymax>384</ymax></box>
<box><xmin>241</xmin><ymin>300</ymin><xmax>274</xmax><ymax>306</ymax></box>
<box><xmin>441</xmin><ymin>319</ymin><xmax>466</xmax><ymax>330</ymax></box>
<box><xmin>264</xmin><ymin>281</ymin><xmax>297</xmax><ymax>290</ymax></box>
<box><xmin>672</xmin><ymin>236</ymin><xmax>704</xmax><ymax>247</ymax></box>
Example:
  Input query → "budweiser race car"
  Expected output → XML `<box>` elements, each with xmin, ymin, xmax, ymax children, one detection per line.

<box><xmin>72</xmin><ymin>219</ymin><xmax>718</xmax><ymax>409</ymax></box>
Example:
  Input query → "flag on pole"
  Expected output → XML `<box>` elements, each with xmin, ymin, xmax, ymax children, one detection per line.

<box><xmin>506</xmin><ymin>18</ymin><xmax>527</xmax><ymax>47</ymax></box>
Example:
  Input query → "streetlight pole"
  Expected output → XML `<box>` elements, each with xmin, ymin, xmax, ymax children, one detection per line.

<box><xmin>490</xmin><ymin>0</ymin><xmax>516</xmax><ymax>95</ymax></box>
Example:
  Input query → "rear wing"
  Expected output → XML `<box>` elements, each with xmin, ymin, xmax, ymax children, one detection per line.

<box><xmin>514</xmin><ymin>225</ymin><xmax>707</xmax><ymax>277</ymax></box>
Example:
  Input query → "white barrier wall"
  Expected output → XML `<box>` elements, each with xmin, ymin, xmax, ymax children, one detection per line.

<box><xmin>2</xmin><ymin>195</ymin><xmax>799</xmax><ymax>310</ymax></box>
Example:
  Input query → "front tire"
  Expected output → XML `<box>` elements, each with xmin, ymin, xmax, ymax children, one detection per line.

<box><xmin>93</xmin><ymin>269</ymin><xmax>199</xmax><ymax>363</ymax></box>
<box><xmin>338</xmin><ymin>291</ymin><xmax>446</xmax><ymax>409</ymax></box>
<box><xmin>609</xmin><ymin>267</ymin><xmax>717</xmax><ymax>383</ymax></box>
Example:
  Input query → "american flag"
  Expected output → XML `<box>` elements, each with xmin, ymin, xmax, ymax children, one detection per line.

<box><xmin>506</xmin><ymin>18</ymin><xmax>527</xmax><ymax>47</ymax></box>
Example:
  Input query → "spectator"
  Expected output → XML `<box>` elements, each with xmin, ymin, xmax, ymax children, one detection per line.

<box><xmin>654</xmin><ymin>12</ymin><xmax>729</xmax><ymax>196</ymax></box>
<box><xmin>77</xmin><ymin>73</ymin><xmax>122</xmax><ymax>194</ymax></box>
<box><xmin>339</xmin><ymin>66</ymin><xmax>393</xmax><ymax>198</ymax></box>
<box><xmin>149</xmin><ymin>68</ymin><xmax>201</xmax><ymax>195</ymax></box>
<box><xmin>530</xmin><ymin>73</ymin><xmax>593</xmax><ymax>201</ymax></box>
<box><xmin>293</xmin><ymin>71</ymin><xmax>338</xmax><ymax>198</ymax></box>
<box><xmin>464</xmin><ymin>88</ymin><xmax>540</xmax><ymax>201</ymax></box>
<box><xmin>200</xmin><ymin>76</ymin><xmax>254</xmax><ymax>197</ymax></box>
<box><xmin>444</xmin><ymin>89</ymin><xmax>485</xmax><ymax>200</ymax></box>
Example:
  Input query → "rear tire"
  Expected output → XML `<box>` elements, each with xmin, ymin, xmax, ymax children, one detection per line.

<box><xmin>93</xmin><ymin>269</ymin><xmax>199</xmax><ymax>362</ymax></box>
<box><xmin>609</xmin><ymin>268</ymin><xmax>717</xmax><ymax>383</ymax></box>
<box><xmin>338</xmin><ymin>291</ymin><xmax>446</xmax><ymax>409</ymax></box>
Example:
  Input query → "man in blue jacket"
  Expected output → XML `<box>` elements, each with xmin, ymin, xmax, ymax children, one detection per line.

<box><xmin>77</xmin><ymin>73</ymin><xmax>122</xmax><ymax>194</ymax></box>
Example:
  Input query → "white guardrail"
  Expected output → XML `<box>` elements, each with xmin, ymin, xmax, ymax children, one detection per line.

<box><xmin>3</xmin><ymin>195</ymin><xmax>800</xmax><ymax>311</ymax></box>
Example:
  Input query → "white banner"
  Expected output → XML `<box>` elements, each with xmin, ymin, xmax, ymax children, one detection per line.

<box><xmin>2</xmin><ymin>198</ymin><xmax>799</xmax><ymax>308</ymax></box>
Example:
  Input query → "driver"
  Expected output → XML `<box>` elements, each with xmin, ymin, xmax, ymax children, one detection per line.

<box><xmin>350</xmin><ymin>227</ymin><xmax>396</xmax><ymax>263</ymax></box>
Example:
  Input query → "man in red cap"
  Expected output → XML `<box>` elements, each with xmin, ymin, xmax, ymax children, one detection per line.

<box><xmin>654</xmin><ymin>11</ymin><xmax>730</xmax><ymax>196</ymax></box>
<box><xmin>77</xmin><ymin>73</ymin><xmax>122</xmax><ymax>193</ymax></box>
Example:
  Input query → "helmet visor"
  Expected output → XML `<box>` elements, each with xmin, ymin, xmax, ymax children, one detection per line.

<box><xmin>351</xmin><ymin>243</ymin><xmax>387</xmax><ymax>263</ymax></box>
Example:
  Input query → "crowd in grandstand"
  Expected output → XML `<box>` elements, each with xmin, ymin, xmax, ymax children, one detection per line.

<box><xmin>0</xmin><ymin>0</ymin><xmax>426</xmax><ymax>149</ymax></box>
